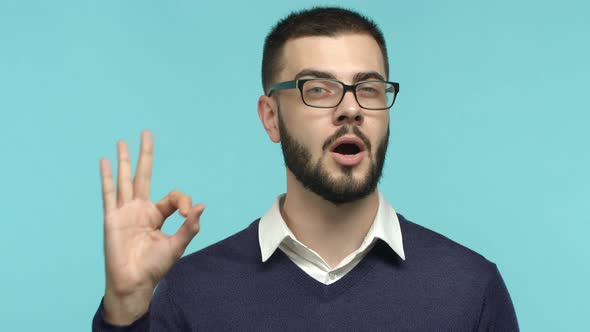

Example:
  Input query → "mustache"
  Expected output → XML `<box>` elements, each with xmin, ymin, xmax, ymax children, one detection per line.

<box><xmin>322</xmin><ymin>125</ymin><xmax>372</xmax><ymax>152</ymax></box>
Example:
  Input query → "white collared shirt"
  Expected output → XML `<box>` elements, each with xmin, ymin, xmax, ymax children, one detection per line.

<box><xmin>258</xmin><ymin>191</ymin><xmax>405</xmax><ymax>285</ymax></box>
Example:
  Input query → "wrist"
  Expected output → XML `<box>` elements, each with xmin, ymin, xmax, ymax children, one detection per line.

<box><xmin>102</xmin><ymin>289</ymin><xmax>152</xmax><ymax>326</ymax></box>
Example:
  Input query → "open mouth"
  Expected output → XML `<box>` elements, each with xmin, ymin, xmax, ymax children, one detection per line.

<box><xmin>333</xmin><ymin>143</ymin><xmax>362</xmax><ymax>155</ymax></box>
<box><xmin>330</xmin><ymin>137</ymin><xmax>366</xmax><ymax>166</ymax></box>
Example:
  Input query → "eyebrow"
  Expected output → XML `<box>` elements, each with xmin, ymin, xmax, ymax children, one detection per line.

<box><xmin>293</xmin><ymin>69</ymin><xmax>386</xmax><ymax>82</ymax></box>
<box><xmin>353</xmin><ymin>71</ymin><xmax>386</xmax><ymax>82</ymax></box>
<box><xmin>294</xmin><ymin>69</ymin><xmax>336</xmax><ymax>80</ymax></box>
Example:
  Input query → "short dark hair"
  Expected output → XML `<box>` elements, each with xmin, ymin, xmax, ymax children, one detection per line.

<box><xmin>262</xmin><ymin>7</ymin><xmax>389</xmax><ymax>93</ymax></box>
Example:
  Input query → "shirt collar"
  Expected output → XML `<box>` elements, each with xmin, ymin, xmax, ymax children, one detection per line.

<box><xmin>258</xmin><ymin>191</ymin><xmax>405</xmax><ymax>262</ymax></box>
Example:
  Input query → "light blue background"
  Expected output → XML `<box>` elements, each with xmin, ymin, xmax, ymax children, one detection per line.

<box><xmin>1</xmin><ymin>0</ymin><xmax>588</xmax><ymax>330</ymax></box>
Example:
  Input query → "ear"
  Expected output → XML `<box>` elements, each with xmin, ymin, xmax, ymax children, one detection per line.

<box><xmin>257</xmin><ymin>95</ymin><xmax>281</xmax><ymax>143</ymax></box>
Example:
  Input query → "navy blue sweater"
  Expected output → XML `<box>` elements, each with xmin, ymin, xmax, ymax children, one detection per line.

<box><xmin>93</xmin><ymin>214</ymin><xmax>518</xmax><ymax>331</ymax></box>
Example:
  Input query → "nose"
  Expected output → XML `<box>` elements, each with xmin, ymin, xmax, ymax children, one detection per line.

<box><xmin>333</xmin><ymin>89</ymin><xmax>363</xmax><ymax>126</ymax></box>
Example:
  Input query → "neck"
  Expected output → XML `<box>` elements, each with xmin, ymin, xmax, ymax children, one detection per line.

<box><xmin>281</xmin><ymin>171</ymin><xmax>380</xmax><ymax>268</ymax></box>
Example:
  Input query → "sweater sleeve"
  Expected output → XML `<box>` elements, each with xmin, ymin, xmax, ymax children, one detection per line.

<box><xmin>91</xmin><ymin>298</ymin><xmax>150</xmax><ymax>332</ymax></box>
<box><xmin>476</xmin><ymin>265</ymin><xmax>519</xmax><ymax>332</ymax></box>
<box><xmin>92</xmin><ymin>278</ymin><xmax>185</xmax><ymax>332</ymax></box>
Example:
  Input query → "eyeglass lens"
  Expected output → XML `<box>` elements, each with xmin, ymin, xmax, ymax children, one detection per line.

<box><xmin>302</xmin><ymin>80</ymin><xmax>395</xmax><ymax>109</ymax></box>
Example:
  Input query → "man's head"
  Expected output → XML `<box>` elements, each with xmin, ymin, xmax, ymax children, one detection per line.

<box><xmin>257</xmin><ymin>7</ymin><xmax>395</xmax><ymax>205</ymax></box>
<box><xmin>261</xmin><ymin>7</ymin><xmax>389</xmax><ymax>93</ymax></box>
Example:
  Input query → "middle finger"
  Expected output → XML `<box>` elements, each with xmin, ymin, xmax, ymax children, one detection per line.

<box><xmin>117</xmin><ymin>140</ymin><xmax>133</xmax><ymax>206</ymax></box>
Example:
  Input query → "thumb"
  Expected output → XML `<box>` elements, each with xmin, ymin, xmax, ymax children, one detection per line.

<box><xmin>170</xmin><ymin>203</ymin><xmax>205</xmax><ymax>254</ymax></box>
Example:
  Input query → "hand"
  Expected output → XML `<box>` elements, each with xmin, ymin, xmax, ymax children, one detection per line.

<box><xmin>99</xmin><ymin>131</ymin><xmax>204</xmax><ymax>325</ymax></box>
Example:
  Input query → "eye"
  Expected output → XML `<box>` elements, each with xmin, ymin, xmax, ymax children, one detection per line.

<box><xmin>307</xmin><ymin>86</ymin><xmax>327</xmax><ymax>94</ymax></box>
<box><xmin>302</xmin><ymin>79</ymin><xmax>341</xmax><ymax>102</ymax></box>
<box><xmin>360</xmin><ymin>86</ymin><xmax>378</xmax><ymax>93</ymax></box>
<box><xmin>303</xmin><ymin>81</ymin><xmax>335</xmax><ymax>98</ymax></box>
<box><xmin>357</xmin><ymin>83</ymin><xmax>383</xmax><ymax>97</ymax></box>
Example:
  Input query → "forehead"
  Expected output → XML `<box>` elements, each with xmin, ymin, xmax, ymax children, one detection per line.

<box><xmin>279</xmin><ymin>33</ymin><xmax>386</xmax><ymax>82</ymax></box>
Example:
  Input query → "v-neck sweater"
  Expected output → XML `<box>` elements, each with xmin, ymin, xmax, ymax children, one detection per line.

<box><xmin>93</xmin><ymin>214</ymin><xmax>519</xmax><ymax>331</ymax></box>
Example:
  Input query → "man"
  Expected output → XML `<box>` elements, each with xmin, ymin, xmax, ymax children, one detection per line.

<box><xmin>93</xmin><ymin>7</ymin><xmax>518</xmax><ymax>331</ymax></box>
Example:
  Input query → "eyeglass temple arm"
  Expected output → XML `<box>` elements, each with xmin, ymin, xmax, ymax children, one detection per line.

<box><xmin>388</xmin><ymin>83</ymin><xmax>399</xmax><ymax>93</ymax></box>
<box><xmin>266</xmin><ymin>80</ymin><xmax>298</xmax><ymax>96</ymax></box>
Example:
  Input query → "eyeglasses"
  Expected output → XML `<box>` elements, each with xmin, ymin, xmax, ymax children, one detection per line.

<box><xmin>266</xmin><ymin>78</ymin><xmax>399</xmax><ymax>110</ymax></box>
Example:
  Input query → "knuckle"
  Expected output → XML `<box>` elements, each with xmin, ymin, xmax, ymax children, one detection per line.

<box><xmin>118</xmin><ymin>151</ymin><xmax>130</xmax><ymax>162</ymax></box>
<box><xmin>142</xmin><ymin>144</ymin><xmax>154</xmax><ymax>155</ymax></box>
<box><xmin>169</xmin><ymin>190</ymin><xmax>189</xmax><ymax>200</ymax></box>
<box><xmin>168</xmin><ymin>190</ymin><xmax>186</xmax><ymax>206</ymax></box>
<box><xmin>119</xmin><ymin>173</ymin><xmax>131</xmax><ymax>181</ymax></box>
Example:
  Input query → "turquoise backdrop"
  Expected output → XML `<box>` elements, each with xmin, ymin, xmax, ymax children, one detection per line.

<box><xmin>1</xmin><ymin>1</ymin><xmax>588</xmax><ymax>331</ymax></box>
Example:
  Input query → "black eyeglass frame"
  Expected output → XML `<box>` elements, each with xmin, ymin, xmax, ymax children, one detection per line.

<box><xmin>266</xmin><ymin>78</ymin><xmax>400</xmax><ymax>110</ymax></box>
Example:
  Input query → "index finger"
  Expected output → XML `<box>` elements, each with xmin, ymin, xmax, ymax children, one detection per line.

<box><xmin>133</xmin><ymin>130</ymin><xmax>153</xmax><ymax>200</ymax></box>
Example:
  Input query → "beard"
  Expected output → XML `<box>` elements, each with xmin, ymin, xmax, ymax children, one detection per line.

<box><xmin>278</xmin><ymin>110</ymin><xmax>389</xmax><ymax>205</ymax></box>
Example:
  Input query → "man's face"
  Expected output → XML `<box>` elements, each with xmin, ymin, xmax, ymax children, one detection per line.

<box><xmin>274</xmin><ymin>34</ymin><xmax>391</xmax><ymax>204</ymax></box>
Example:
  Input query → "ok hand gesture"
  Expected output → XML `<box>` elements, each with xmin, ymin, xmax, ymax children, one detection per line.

<box><xmin>99</xmin><ymin>131</ymin><xmax>204</xmax><ymax>325</ymax></box>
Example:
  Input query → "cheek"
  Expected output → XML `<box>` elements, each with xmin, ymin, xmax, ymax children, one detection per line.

<box><xmin>300</xmin><ymin>124</ymin><xmax>330</xmax><ymax>157</ymax></box>
<box><xmin>366</xmin><ymin>118</ymin><xmax>389</xmax><ymax>151</ymax></box>
<box><xmin>283</xmin><ymin>111</ymin><xmax>332</xmax><ymax>154</ymax></box>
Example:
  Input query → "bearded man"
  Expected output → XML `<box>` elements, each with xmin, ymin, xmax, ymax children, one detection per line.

<box><xmin>93</xmin><ymin>7</ymin><xmax>518</xmax><ymax>331</ymax></box>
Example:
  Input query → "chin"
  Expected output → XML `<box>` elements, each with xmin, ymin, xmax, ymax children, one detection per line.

<box><xmin>330</xmin><ymin>160</ymin><xmax>371</xmax><ymax>176</ymax></box>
